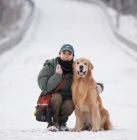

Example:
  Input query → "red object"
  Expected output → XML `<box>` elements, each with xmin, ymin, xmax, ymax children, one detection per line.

<box><xmin>37</xmin><ymin>78</ymin><xmax>67</xmax><ymax>108</ymax></box>
<box><xmin>37</xmin><ymin>94</ymin><xmax>51</xmax><ymax>107</ymax></box>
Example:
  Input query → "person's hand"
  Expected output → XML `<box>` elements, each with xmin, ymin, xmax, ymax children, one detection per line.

<box><xmin>56</xmin><ymin>64</ymin><xmax>63</xmax><ymax>75</ymax></box>
<box><xmin>96</xmin><ymin>84</ymin><xmax>102</xmax><ymax>94</ymax></box>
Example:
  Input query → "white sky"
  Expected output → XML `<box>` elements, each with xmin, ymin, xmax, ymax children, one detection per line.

<box><xmin>0</xmin><ymin>0</ymin><xmax>137</xmax><ymax>139</ymax></box>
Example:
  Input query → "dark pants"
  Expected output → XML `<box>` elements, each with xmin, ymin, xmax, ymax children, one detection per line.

<box><xmin>51</xmin><ymin>93</ymin><xmax>74</xmax><ymax>123</ymax></box>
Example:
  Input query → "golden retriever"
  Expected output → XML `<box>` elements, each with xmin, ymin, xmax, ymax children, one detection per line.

<box><xmin>71</xmin><ymin>57</ymin><xmax>113</xmax><ymax>132</ymax></box>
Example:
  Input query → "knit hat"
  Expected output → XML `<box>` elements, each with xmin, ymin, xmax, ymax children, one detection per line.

<box><xmin>59</xmin><ymin>44</ymin><xmax>74</xmax><ymax>55</ymax></box>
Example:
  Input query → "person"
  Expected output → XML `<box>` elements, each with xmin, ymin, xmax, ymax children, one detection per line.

<box><xmin>37</xmin><ymin>44</ymin><xmax>104</xmax><ymax>132</ymax></box>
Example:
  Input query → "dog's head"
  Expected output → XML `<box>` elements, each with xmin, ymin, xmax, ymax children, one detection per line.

<box><xmin>73</xmin><ymin>57</ymin><xmax>94</xmax><ymax>78</ymax></box>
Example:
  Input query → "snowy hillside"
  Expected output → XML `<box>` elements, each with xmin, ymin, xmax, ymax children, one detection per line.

<box><xmin>107</xmin><ymin>7</ymin><xmax>137</xmax><ymax>43</ymax></box>
<box><xmin>0</xmin><ymin>0</ymin><xmax>137</xmax><ymax>139</ymax></box>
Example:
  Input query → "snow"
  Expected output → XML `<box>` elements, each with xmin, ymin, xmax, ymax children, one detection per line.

<box><xmin>0</xmin><ymin>0</ymin><xmax>137</xmax><ymax>139</ymax></box>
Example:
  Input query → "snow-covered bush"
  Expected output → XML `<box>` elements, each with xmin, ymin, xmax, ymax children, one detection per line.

<box><xmin>100</xmin><ymin>0</ymin><xmax>137</xmax><ymax>16</ymax></box>
<box><xmin>0</xmin><ymin>0</ymin><xmax>24</xmax><ymax>39</ymax></box>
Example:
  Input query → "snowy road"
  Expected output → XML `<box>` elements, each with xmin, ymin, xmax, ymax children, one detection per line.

<box><xmin>0</xmin><ymin>0</ymin><xmax>137</xmax><ymax>139</ymax></box>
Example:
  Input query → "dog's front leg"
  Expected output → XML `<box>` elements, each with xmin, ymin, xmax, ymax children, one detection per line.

<box><xmin>72</xmin><ymin>108</ymin><xmax>83</xmax><ymax>132</ymax></box>
<box><xmin>90</xmin><ymin>103</ymin><xmax>101</xmax><ymax>132</ymax></box>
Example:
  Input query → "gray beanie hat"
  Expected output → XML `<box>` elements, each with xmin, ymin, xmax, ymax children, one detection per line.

<box><xmin>59</xmin><ymin>44</ymin><xmax>74</xmax><ymax>55</ymax></box>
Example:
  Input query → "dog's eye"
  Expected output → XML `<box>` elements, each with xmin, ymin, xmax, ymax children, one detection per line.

<box><xmin>84</xmin><ymin>63</ymin><xmax>87</xmax><ymax>65</ymax></box>
<box><xmin>77</xmin><ymin>62</ymin><xmax>79</xmax><ymax>64</ymax></box>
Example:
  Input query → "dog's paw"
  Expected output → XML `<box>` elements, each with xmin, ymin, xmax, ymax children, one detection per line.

<box><xmin>100</xmin><ymin>127</ymin><xmax>104</xmax><ymax>131</ymax></box>
<box><xmin>71</xmin><ymin>128</ymin><xmax>81</xmax><ymax>132</ymax></box>
<box><xmin>91</xmin><ymin>127</ymin><xmax>99</xmax><ymax>132</ymax></box>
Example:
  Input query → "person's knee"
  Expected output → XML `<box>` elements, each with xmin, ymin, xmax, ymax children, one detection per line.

<box><xmin>63</xmin><ymin>100</ymin><xmax>74</xmax><ymax>114</ymax></box>
<box><xmin>51</xmin><ymin>93</ymin><xmax>62</xmax><ymax>107</ymax></box>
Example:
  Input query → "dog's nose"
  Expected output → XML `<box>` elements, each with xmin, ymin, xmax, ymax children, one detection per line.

<box><xmin>79</xmin><ymin>65</ymin><xmax>83</xmax><ymax>70</ymax></box>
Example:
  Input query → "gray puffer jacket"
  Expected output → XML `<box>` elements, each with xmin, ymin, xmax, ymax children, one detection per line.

<box><xmin>37</xmin><ymin>57</ymin><xmax>73</xmax><ymax>100</ymax></box>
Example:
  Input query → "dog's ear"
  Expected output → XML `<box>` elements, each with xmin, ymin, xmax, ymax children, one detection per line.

<box><xmin>88</xmin><ymin>61</ymin><xmax>94</xmax><ymax>71</ymax></box>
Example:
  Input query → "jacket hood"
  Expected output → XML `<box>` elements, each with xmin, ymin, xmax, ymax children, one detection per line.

<box><xmin>43</xmin><ymin>57</ymin><xmax>59</xmax><ymax>72</ymax></box>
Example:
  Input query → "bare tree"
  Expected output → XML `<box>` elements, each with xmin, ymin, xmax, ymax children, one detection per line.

<box><xmin>116</xmin><ymin>0</ymin><xmax>121</xmax><ymax>29</ymax></box>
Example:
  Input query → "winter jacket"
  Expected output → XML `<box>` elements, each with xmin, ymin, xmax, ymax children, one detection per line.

<box><xmin>37</xmin><ymin>57</ymin><xmax>73</xmax><ymax>100</ymax></box>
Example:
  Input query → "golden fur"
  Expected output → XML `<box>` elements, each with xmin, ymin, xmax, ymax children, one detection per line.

<box><xmin>71</xmin><ymin>57</ymin><xmax>113</xmax><ymax>132</ymax></box>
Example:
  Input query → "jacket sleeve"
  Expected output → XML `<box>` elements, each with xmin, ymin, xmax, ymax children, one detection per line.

<box><xmin>37</xmin><ymin>64</ymin><xmax>63</xmax><ymax>95</ymax></box>
<box><xmin>97</xmin><ymin>83</ymin><xmax>104</xmax><ymax>91</ymax></box>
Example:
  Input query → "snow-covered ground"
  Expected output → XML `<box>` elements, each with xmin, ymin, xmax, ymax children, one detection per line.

<box><xmin>0</xmin><ymin>0</ymin><xmax>137</xmax><ymax>139</ymax></box>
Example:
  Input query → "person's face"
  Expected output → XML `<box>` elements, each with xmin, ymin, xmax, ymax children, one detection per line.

<box><xmin>59</xmin><ymin>50</ymin><xmax>74</xmax><ymax>61</ymax></box>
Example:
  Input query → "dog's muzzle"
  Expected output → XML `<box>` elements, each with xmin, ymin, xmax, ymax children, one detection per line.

<box><xmin>77</xmin><ymin>65</ymin><xmax>86</xmax><ymax>76</ymax></box>
<box><xmin>77</xmin><ymin>71</ymin><xmax>86</xmax><ymax>76</ymax></box>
